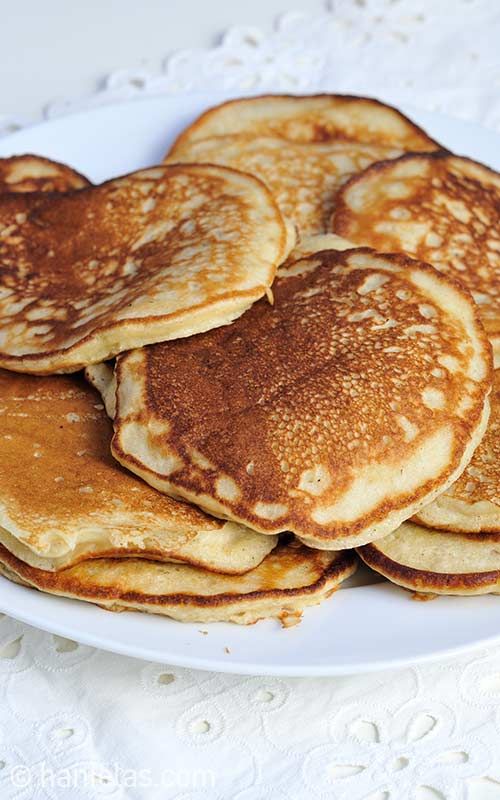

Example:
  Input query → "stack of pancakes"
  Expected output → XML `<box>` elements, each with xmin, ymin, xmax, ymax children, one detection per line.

<box><xmin>0</xmin><ymin>94</ymin><xmax>498</xmax><ymax>627</ymax></box>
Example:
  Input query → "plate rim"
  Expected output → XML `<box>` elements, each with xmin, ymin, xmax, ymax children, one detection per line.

<box><xmin>2</xmin><ymin>578</ymin><xmax>500</xmax><ymax>676</ymax></box>
<box><xmin>0</xmin><ymin>90</ymin><xmax>499</xmax><ymax>676</ymax></box>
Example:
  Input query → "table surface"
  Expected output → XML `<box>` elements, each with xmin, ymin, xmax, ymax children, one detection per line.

<box><xmin>1</xmin><ymin>2</ymin><xmax>500</xmax><ymax>798</ymax></box>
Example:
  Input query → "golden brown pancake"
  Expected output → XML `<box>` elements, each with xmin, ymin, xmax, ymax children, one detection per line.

<box><xmin>170</xmin><ymin>94</ymin><xmax>440</xmax><ymax>151</ymax></box>
<box><xmin>166</xmin><ymin>136</ymin><xmax>402</xmax><ymax>235</ymax></box>
<box><xmin>0</xmin><ymin>539</ymin><xmax>357</xmax><ymax>625</ymax></box>
<box><xmin>358</xmin><ymin>522</ymin><xmax>500</xmax><ymax>596</ymax></box>
<box><xmin>166</xmin><ymin>95</ymin><xmax>440</xmax><ymax>236</ymax></box>
<box><xmin>414</xmin><ymin>368</ymin><xmax>500</xmax><ymax>533</ymax></box>
<box><xmin>0</xmin><ymin>369</ymin><xmax>277</xmax><ymax>572</ymax></box>
<box><xmin>0</xmin><ymin>164</ymin><xmax>289</xmax><ymax>374</ymax></box>
<box><xmin>112</xmin><ymin>244</ymin><xmax>492</xmax><ymax>550</ymax></box>
<box><xmin>332</xmin><ymin>153</ymin><xmax>500</xmax><ymax>360</ymax></box>
<box><xmin>284</xmin><ymin>234</ymin><xmax>357</xmax><ymax>262</ymax></box>
<box><xmin>0</xmin><ymin>154</ymin><xmax>90</xmax><ymax>193</ymax></box>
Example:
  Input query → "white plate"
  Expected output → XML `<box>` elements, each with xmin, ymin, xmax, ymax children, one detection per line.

<box><xmin>0</xmin><ymin>91</ymin><xmax>499</xmax><ymax>677</ymax></box>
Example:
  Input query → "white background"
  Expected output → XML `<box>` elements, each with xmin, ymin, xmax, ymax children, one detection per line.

<box><xmin>1</xmin><ymin>0</ymin><xmax>325</xmax><ymax>118</ymax></box>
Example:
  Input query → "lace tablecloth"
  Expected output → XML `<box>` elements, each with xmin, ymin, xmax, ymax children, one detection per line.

<box><xmin>1</xmin><ymin>3</ymin><xmax>500</xmax><ymax>797</ymax></box>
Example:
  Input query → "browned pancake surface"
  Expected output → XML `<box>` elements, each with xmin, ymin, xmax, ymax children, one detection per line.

<box><xmin>333</xmin><ymin>153</ymin><xmax>500</xmax><ymax>351</ymax></box>
<box><xmin>170</xmin><ymin>94</ymin><xmax>440</xmax><ymax>151</ymax></box>
<box><xmin>0</xmin><ymin>369</ymin><xmax>276</xmax><ymax>572</ymax></box>
<box><xmin>0</xmin><ymin>164</ymin><xmax>287</xmax><ymax>373</ymax></box>
<box><xmin>113</xmin><ymin>247</ymin><xmax>491</xmax><ymax>549</ymax></box>
<box><xmin>167</xmin><ymin>94</ymin><xmax>440</xmax><ymax>236</ymax></box>
<box><xmin>0</xmin><ymin>154</ymin><xmax>89</xmax><ymax>193</ymax></box>
<box><xmin>167</xmin><ymin>136</ymin><xmax>402</xmax><ymax>235</ymax></box>
<box><xmin>450</xmin><ymin>369</ymin><xmax>500</xmax><ymax>507</ymax></box>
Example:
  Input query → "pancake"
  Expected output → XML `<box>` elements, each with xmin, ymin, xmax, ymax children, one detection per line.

<box><xmin>332</xmin><ymin>153</ymin><xmax>500</xmax><ymax>360</ymax></box>
<box><xmin>170</xmin><ymin>94</ymin><xmax>440</xmax><ymax>151</ymax></box>
<box><xmin>358</xmin><ymin>522</ymin><xmax>500</xmax><ymax>596</ymax></box>
<box><xmin>112</xmin><ymin>244</ymin><xmax>492</xmax><ymax>550</ymax></box>
<box><xmin>414</xmin><ymin>369</ymin><xmax>500</xmax><ymax>533</ymax></box>
<box><xmin>0</xmin><ymin>539</ymin><xmax>358</xmax><ymax>625</ymax></box>
<box><xmin>0</xmin><ymin>163</ymin><xmax>289</xmax><ymax>374</ymax></box>
<box><xmin>167</xmin><ymin>95</ymin><xmax>440</xmax><ymax>236</ymax></box>
<box><xmin>166</xmin><ymin>136</ymin><xmax>403</xmax><ymax>235</ymax></box>
<box><xmin>0</xmin><ymin>369</ymin><xmax>277</xmax><ymax>573</ymax></box>
<box><xmin>84</xmin><ymin>239</ymin><xmax>358</xmax><ymax>396</ymax></box>
<box><xmin>285</xmin><ymin>234</ymin><xmax>357</xmax><ymax>262</ymax></box>
<box><xmin>0</xmin><ymin>154</ymin><xmax>90</xmax><ymax>193</ymax></box>
<box><xmin>84</xmin><ymin>362</ymin><xmax>116</xmax><ymax>418</ymax></box>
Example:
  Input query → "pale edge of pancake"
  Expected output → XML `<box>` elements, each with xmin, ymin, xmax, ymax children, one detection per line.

<box><xmin>358</xmin><ymin>522</ymin><xmax>500</xmax><ymax>595</ymax></box>
<box><xmin>84</xmin><ymin>362</ymin><xmax>117</xmax><ymax>418</ymax></box>
<box><xmin>414</xmin><ymin>494</ymin><xmax>500</xmax><ymax>534</ymax></box>
<box><xmin>414</xmin><ymin>366</ymin><xmax>500</xmax><ymax>533</ymax></box>
<box><xmin>0</xmin><ymin>545</ymin><xmax>358</xmax><ymax>625</ymax></box>
<box><xmin>283</xmin><ymin>234</ymin><xmax>358</xmax><ymax>264</ymax></box>
<box><xmin>306</xmin><ymin>393</ymin><xmax>491</xmax><ymax>550</ymax></box>
<box><xmin>0</xmin><ymin>522</ymin><xmax>278</xmax><ymax>575</ymax></box>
